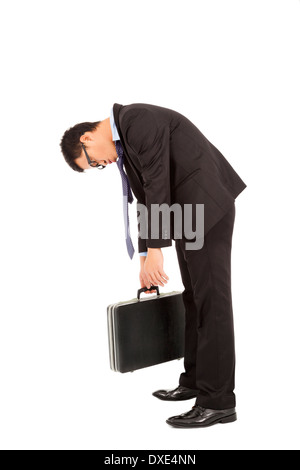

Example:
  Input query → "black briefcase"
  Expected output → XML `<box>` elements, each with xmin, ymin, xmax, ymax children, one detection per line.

<box><xmin>107</xmin><ymin>286</ymin><xmax>185</xmax><ymax>373</ymax></box>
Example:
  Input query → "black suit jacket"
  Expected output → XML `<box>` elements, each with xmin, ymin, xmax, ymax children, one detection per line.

<box><xmin>113</xmin><ymin>102</ymin><xmax>247</xmax><ymax>253</ymax></box>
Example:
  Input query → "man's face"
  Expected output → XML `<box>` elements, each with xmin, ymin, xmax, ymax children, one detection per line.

<box><xmin>75</xmin><ymin>129</ymin><xmax>118</xmax><ymax>170</ymax></box>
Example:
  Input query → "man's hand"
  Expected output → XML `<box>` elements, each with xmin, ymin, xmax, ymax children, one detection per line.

<box><xmin>143</xmin><ymin>248</ymin><xmax>169</xmax><ymax>289</ymax></box>
<box><xmin>139</xmin><ymin>254</ymin><xmax>157</xmax><ymax>294</ymax></box>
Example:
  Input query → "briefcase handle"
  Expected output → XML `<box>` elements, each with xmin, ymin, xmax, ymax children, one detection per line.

<box><xmin>137</xmin><ymin>285</ymin><xmax>160</xmax><ymax>300</ymax></box>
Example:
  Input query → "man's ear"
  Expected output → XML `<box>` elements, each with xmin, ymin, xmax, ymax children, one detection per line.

<box><xmin>80</xmin><ymin>131</ymin><xmax>93</xmax><ymax>143</ymax></box>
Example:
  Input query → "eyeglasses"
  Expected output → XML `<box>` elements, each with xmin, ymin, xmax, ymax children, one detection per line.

<box><xmin>81</xmin><ymin>142</ymin><xmax>106</xmax><ymax>170</ymax></box>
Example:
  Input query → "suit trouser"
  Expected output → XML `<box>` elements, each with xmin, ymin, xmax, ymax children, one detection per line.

<box><xmin>175</xmin><ymin>203</ymin><xmax>236</xmax><ymax>410</ymax></box>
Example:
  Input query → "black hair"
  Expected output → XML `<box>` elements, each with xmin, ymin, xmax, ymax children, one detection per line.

<box><xmin>60</xmin><ymin>121</ymin><xmax>101</xmax><ymax>172</ymax></box>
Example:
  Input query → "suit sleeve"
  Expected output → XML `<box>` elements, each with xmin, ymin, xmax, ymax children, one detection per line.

<box><xmin>125</xmin><ymin>109</ymin><xmax>173</xmax><ymax>249</ymax></box>
<box><xmin>137</xmin><ymin>197</ymin><xmax>148</xmax><ymax>253</ymax></box>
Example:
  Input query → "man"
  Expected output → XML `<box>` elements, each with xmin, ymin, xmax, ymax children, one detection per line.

<box><xmin>60</xmin><ymin>102</ymin><xmax>247</xmax><ymax>428</ymax></box>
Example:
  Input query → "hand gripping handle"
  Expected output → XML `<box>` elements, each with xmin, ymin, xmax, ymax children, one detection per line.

<box><xmin>137</xmin><ymin>285</ymin><xmax>160</xmax><ymax>300</ymax></box>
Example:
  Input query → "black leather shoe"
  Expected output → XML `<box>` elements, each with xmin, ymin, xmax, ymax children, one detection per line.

<box><xmin>152</xmin><ymin>385</ymin><xmax>199</xmax><ymax>401</ymax></box>
<box><xmin>166</xmin><ymin>405</ymin><xmax>237</xmax><ymax>428</ymax></box>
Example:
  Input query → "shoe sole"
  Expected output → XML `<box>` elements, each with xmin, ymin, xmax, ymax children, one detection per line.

<box><xmin>166</xmin><ymin>413</ymin><xmax>237</xmax><ymax>428</ymax></box>
<box><xmin>153</xmin><ymin>393</ymin><xmax>198</xmax><ymax>401</ymax></box>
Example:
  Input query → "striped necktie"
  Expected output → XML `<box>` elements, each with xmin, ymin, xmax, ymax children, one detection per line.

<box><xmin>115</xmin><ymin>140</ymin><xmax>135</xmax><ymax>259</ymax></box>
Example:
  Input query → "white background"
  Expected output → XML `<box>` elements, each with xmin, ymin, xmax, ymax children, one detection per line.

<box><xmin>0</xmin><ymin>0</ymin><xmax>299</xmax><ymax>451</ymax></box>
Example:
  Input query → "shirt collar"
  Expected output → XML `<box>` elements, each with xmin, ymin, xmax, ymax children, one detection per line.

<box><xmin>110</xmin><ymin>106</ymin><xmax>120</xmax><ymax>141</ymax></box>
